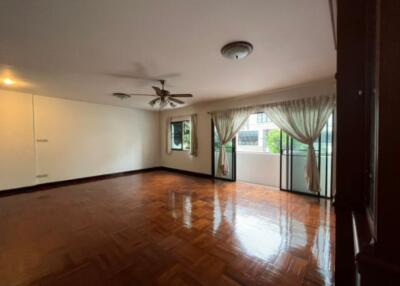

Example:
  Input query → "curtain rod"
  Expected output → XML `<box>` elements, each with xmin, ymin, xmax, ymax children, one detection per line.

<box><xmin>207</xmin><ymin>94</ymin><xmax>335</xmax><ymax>115</ymax></box>
<box><xmin>169</xmin><ymin>113</ymin><xmax>195</xmax><ymax>119</ymax></box>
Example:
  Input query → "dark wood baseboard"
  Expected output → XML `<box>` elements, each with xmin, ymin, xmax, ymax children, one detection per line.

<box><xmin>159</xmin><ymin>167</ymin><xmax>213</xmax><ymax>179</ymax></box>
<box><xmin>0</xmin><ymin>167</ymin><xmax>162</xmax><ymax>197</ymax></box>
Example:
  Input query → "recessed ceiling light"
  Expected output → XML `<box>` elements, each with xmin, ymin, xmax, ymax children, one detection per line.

<box><xmin>221</xmin><ymin>41</ymin><xmax>253</xmax><ymax>60</ymax></box>
<box><xmin>3</xmin><ymin>78</ymin><xmax>14</xmax><ymax>85</ymax></box>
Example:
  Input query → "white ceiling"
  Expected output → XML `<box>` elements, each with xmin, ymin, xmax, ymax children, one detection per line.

<box><xmin>0</xmin><ymin>0</ymin><xmax>336</xmax><ymax>110</ymax></box>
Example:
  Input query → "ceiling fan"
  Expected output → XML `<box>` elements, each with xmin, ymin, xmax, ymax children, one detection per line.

<box><xmin>112</xmin><ymin>80</ymin><xmax>193</xmax><ymax>109</ymax></box>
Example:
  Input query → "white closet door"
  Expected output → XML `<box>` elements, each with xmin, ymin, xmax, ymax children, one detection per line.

<box><xmin>0</xmin><ymin>91</ymin><xmax>36</xmax><ymax>191</ymax></box>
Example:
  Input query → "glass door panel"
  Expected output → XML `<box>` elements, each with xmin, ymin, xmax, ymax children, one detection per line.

<box><xmin>212</xmin><ymin>125</ymin><xmax>236</xmax><ymax>181</ymax></box>
<box><xmin>280</xmin><ymin>131</ymin><xmax>290</xmax><ymax>190</ymax></box>
<box><xmin>280</xmin><ymin>115</ymin><xmax>333</xmax><ymax>198</ymax></box>
<box><xmin>290</xmin><ymin>138</ymin><xmax>319</xmax><ymax>195</ymax></box>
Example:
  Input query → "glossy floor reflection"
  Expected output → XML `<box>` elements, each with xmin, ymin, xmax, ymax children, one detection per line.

<box><xmin>0</xmin><ymin>171</ymin><xmax>335</xmax><ymax>285</ymax></box>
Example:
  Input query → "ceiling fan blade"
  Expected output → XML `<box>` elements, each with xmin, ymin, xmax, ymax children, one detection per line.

<box><xmin>170</xmin><ymin>94</ymin><xmax>193</xmax><ymax>98</ymax></box>
<box><xmin>112</xmin><ymin>92</ymin><xmax>131</xmax><ymax>99</ymax></box>
<box><xmin>127</xmin><ymin>93</ymin><xmax>156</xmax><ymax>97</ymax></box>
<box><xmin>169</xmin><ymin>102</ymin><xmax>177</xmax><ymax>108</ymax></box>
<box><xmin>113</xmin><ymin>92</ymin><xmax>129</xmax><ymax>96</ymax></box>
<box><xmin>149</xmin><ymin>97</ymin><xmax>160</xmax><ymax>106</ymax></box>
<box><xmin>152</xmin><ymin>86</ymin><xmax>163</xmax><ymax>96</ymax></box>
<box><xmin>168</xmin><ymin>97</ymin><xmax>184</xmax><ymax>104</ymax></box>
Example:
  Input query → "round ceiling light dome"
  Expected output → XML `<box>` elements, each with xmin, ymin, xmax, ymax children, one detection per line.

<box><xmin>221</xmin><ymin>41</ymin><xmax>253</xmax><ymax>60</ymax></box>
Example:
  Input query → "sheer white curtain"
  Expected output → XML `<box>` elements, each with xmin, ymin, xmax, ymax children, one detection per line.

<box><xmin>166</xmin><ymin>117</ymin><xmax>172</xmax><ymax>154</ymax></box>
<box><xmin>211</xmin><ymin>108</ymin><xmax>252</xmax><ymax>176</ymax></box>
<box><xmin>263</xmin><ymin>95</ymin><xmax>335</xmax><ymax>192</ymax></box>
<box><xmin>190</xmin><ymin>114</ymin><xmax>198</xmax><ymax>156</ymax></box>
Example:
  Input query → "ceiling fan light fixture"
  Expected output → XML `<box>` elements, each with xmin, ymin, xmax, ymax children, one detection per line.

<box><xmin>112</xmin><ymin>79</ymin><xmax>192</xmax><ymax>109</ymax></box>
<box><xmin>221</xmin><ymin>41</ymin><xmax>253</xmax><ymax>60</ymax></box>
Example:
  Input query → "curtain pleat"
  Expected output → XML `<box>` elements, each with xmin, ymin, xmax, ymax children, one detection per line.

<box><xmin>190</xmin><ymin>114</ymin><xmax>198</xmax><ymax>156</ymax></box>
<box><xmin>166</xmin><ymin>116</ymin><xmax>172</xmax><ymax>154</ymax></box>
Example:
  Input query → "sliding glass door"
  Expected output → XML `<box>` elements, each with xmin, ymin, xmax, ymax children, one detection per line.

<box><xmin>280</xmin><ymin>114</ymin><xmax>333</xmax><ymax>198</ymax></box>
<box><xmin>212</xmin><ymin>122</ymin><xmax>236</xmax><ymax>181</ymax></box>
<box><xmin>210</xmin><ymin>113</ymin><xmax>333</xmax><ymax>192</ymax></box>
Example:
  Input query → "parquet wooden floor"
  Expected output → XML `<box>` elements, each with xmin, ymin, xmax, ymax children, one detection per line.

<box><xmin>0</xmin><ymin>171</ymin><xmax>335</xmax><ymax>286</ymax></box>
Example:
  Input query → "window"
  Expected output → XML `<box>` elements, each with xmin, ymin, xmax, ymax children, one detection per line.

<box><xmin>183</xmin><ymin>121</ymin><xmax>190</xmax><ymax>150</ymax></box>
<box><xmin>171</xmin><ymin>121</ymin><xmax>191</xmax><ymax>151</ymax></box>
<box><xmin>265</xmin><ymin>129</ymin><xmax>281</xmax><ymax>153</ymax></box>
<box><xmin>238</xmin><ymin>131</ymin><xmax>258</xmax><ymax>145</ymax></box>
<box><xmin>256</xmin><ymin>113</ymin><xmax>268</xmax><ymax>123</ymax></box>
<box><xmin>171</xmin><ymin>122</ymin><xmax>182</xmax><ymax>150</ymax></box>
<box><xmin>237</xmin><ymin>113</ymin><xmax>279</xmax><ymax>153</ymax></box>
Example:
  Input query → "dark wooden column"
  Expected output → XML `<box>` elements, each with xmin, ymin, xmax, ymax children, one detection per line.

<box><xmin>335</xmin><ymin>0</ymin><xmax>368</xmax><ymax>284</ymax></box>
<box><xmin>374</xmin><ymin>0</ymin><xmax>400</xmax><ymax>262</ymax></box>
<box><xmin>336</xmin><ymin>0</ymin><xmax>400</xmax><ymax>284</ymax></box>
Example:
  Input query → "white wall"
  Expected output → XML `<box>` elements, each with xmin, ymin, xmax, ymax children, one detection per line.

<box><xmin>237</xmin><ymin>152</ymin><xmax>280</xmax><ymax>187</ymax></box>
<box><xmin>33</xmin><ymin>95</ymin><xmax>160</xmax><ymax>184</ymax></box>
<box><xmin>160</xmin><ymin>78</ymin><xmax>335</xmax><ymax>181</ymax></box>
<box><xmin>0</xmin><ymin>91</ymin><xmax>160</xmax><ymax>191</ymax></box>
<box><xmin>0</xmin><ymin>91</ymin><xmax>36</xmax><ymax>190</ymax></box>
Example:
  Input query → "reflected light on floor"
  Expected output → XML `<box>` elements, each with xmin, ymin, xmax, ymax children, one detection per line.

<box><xmin>234</xmin><ymin>212</ymin><xmax>283</xmax><ymax>260</ymax></box>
